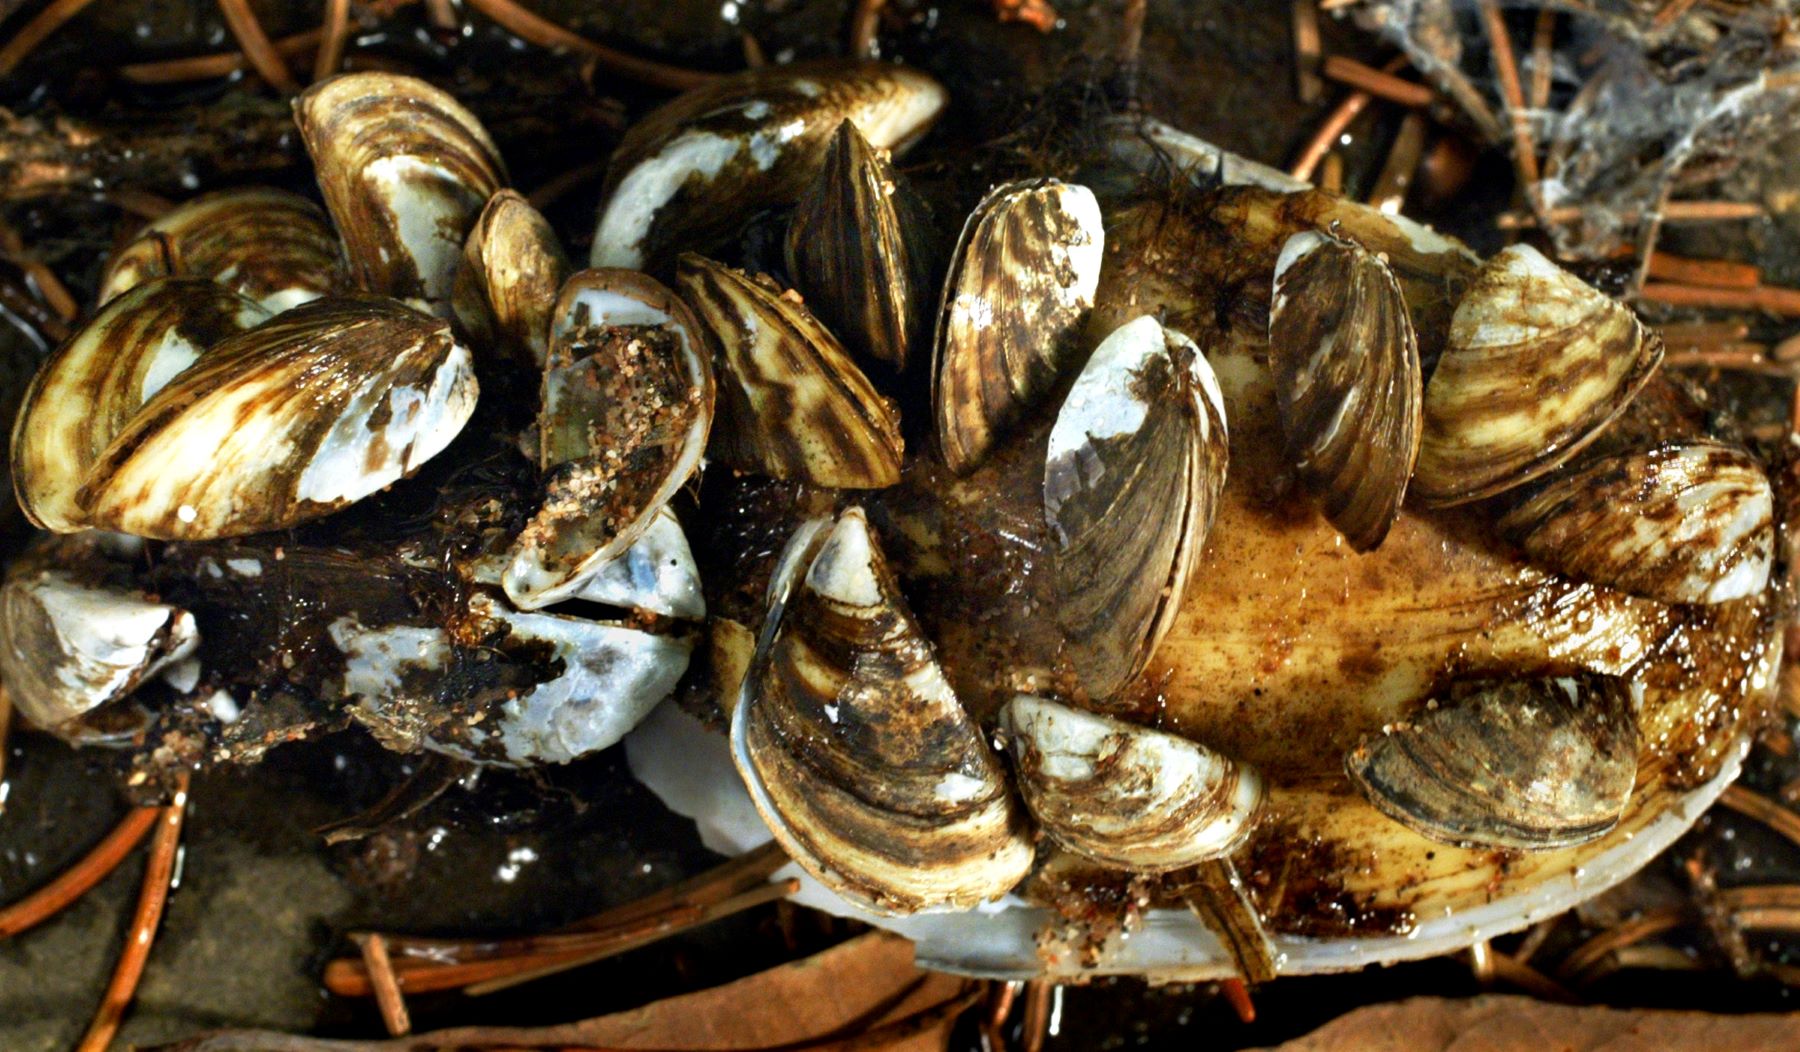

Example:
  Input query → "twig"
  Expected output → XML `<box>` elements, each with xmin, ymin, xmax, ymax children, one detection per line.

<box><xmin>1291</xmin><ymin>0</ymin><xmax>1322</xmax><ymax>103</ymax></box>
<box><xmin>1368</xmin><ymin>110</ymin><xmax>1426</xmax><ymax>214</ymax></box>
<box><xmin>214</xmin><ymin>0</ymin><xmax>303</xmax><ymax>93</ymax></box>
<box><xmin>73</xmin><ymin>770</ymin><xmax>191</xmax><ymax>1052</ymax></box>
<box><xmin>120</xmin><ymin>29</ymin><xmax>322</xmax><ymax>85</ymax></box>
<box><xmin>0</xmin><ymin>806</ymin><xmax>161</xmax><ymax>938</ymax></box>
<box><xmin>1528</xmin><ymin>9</ymin><xmax>1555</xmax><ymax>112</ymax></box>
<box><xmin>849</xmin><ymin>0</ymin><xmax>885</xmax><ymax>59</ymax></box>
<box><xmin>464</xmin><ymin>0</ymin><xmax>722</xmax><ymax>91</ymax></box>
<box><xmin>357</xmin><ymin>934</ymin><xmax>412</xmax><ymax>1037</ymax></box>
<box><xmin>1478</xmin><ymin>0</ymin><xmax>1541</xmax><ymax>206</ymax></box>
<box><xmin>315</xmin><ymin>0</ymin><xmax>351</xmax><ymax>81</ymax></box>
<box><xmin>1321</xmin><ymin>55</ymin><xmax>1433</xmax><ymax>108</ymax></box>
<box><xmin>0</xmin><ymin>0</ymin><xmax>102</xmax><ymax>78</ymax></box>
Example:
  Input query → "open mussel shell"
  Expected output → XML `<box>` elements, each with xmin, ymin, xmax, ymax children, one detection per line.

<box><xmin>1498</xmin><ymin>439</ymin><xmax>1773</xmax><ymax>605</ymax></box>
<box><xmin>784</xmin><ymin>120</ymin><xmax>931</xmax><ymax>371</ymax></box>
<box><xmin>676</xmin><ymin>254</ymin><xmax>902</xmax><ymax>488</ymax></box>
<box><xmin>934</xmin><ymin>179</ymin><xmax>1104</xmax><ymax>474</ymax></box>
<box><xmin>1046</xmin><ymin>315</ymin><xmax>1226</xmax><ymax>701</ymax></box>
<box><xmin>591</xmin><ymin>61</ymin><xmax>947</xmax><ymax>272</ymax></box>
<box><xmin>1346</xmin><ymin>674</ymin><xmax>1640</xmax><ymax>850</ymax></box>
<box><xmin>12</xmin><ymin>277</ymin><xmax>269</xmax><ymax>533</ymax></box>
<box><xmin>79</xmin><ymin>296</ymin><xmax>478</xmax><ymax>540</ymax></box>
<box><xmin>96</xmin><ymin>188</ymin><xmax>348</xmax><ymax>314</ymax></box>
<box><xmin>453</xmin><ymin>189</ymin><xmax>570</xmax><ymax>367</ymax></box>
<box><xmin>1269</xmin><ymin>231</ymin><xmax>1421</xmax><ymax>551</ymax></box>
<box><xmin>731</xmin><ymin>507</ymin><xmax>1035</xmax><ymax>914</ymax></box>
<box><xmin>999</xmin><ymin>695</ymin><xmax>1264</xmax><ymax>872</ymax></box>
<box><xmin>503</xmin><ymin>269</ymin><xmax>713</xmax><ymax>610</ymax></box>
<box><xmin>296</xmin><ymin>72</ymin><xmax>508</xmax><ymax>316</ymax></box>
<box><xmin>1413</xmin><ymin>244</ymin><xmax>1664</xmax><ymax>507</ymax></box>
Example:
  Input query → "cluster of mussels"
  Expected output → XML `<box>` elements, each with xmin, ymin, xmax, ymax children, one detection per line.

<box><xmin>0</xmin><ymin>59</ymin><xmax>1786</xmax><ymax>960</ymax></box>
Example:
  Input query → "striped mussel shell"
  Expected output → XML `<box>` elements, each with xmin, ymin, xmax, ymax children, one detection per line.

<box><xmin>784</xmin><ymin>120</ymin><xmax>933</xmax><ymax>370</ymax></box>
<box><xmin>503</xmin><ymin>269</ymin><xmax>713</xmax><ymax>610</ymax></box>
<box><xmin>78</xmin><ymin>296</ymin><xmax>478</xmax><ymax>540</ymax></box>
<box><xmin>731</xmin><ymin>507</ymin><xmax>1035</xmax><ymax>914</ymax></box>
<box><xmin>1346</xmin><ymin>674</ymin><xmax>1639</xmax><ymax>850</ymax></box>
<box><xmin>1497</xmin><ymin>438</ymin><xmax>1773</xmax><ymax>605</ymax></box>
<box><xmin>296</xmin><ymin>72</ymin><xmax>508</xmax><ymax>317</ymax></box>
<box><xmin>590</xmin><ymin>61</ymin><xmax>946</xmax><ymax>273</ymax></box>
<box><xmin>96</xmin><ymin>188</ymin><xmax>348</xmax><ymax>314</ymax></box>
<box><xmin>998</xmin><ymin>694</ymin><xmax>1265</xmax><ymax>872</ymax></box>
<box><xmin>452</xmin><ymin>190</ymin><xmax>571</xmax><ymax>367</ymax></box>
<box><xmin>1045</xmin><ymin>316</ymin><xmax>1227</xmax><ymax>701</ymax></box>
<box><xmin>933</xmin><ymin>179</ymin><xmax>1104</xmax><ymax>474</ymax></box>
<box><xmin>1268</xmin><ymin>231</ymin><xmax>1421</xmax><ymax>551</ymax></box>
<box><xmin>676</xmin><ymin>254</ymin><xmax>902</xmax><ymax>489</ymax></box>
<box><xmin>12</xmin><ymin>277</ymin><xmax>269</xmax><ymax>533</ymax></box>
<box><xmin>1413</xmin><ymin>244</ymin><xmax>1664</xmax><ymax>506</ymax></box>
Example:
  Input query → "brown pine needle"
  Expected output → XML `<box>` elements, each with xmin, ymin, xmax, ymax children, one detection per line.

<box><xmin>0</xmin><ymin>217</ymin><xmax>76</xmax><ymax>322</ymax></box>
<box><xmin>1642</xmin><ymin>252</ymin><xmax>1761</xmax><ymax>290</ymax></box>
<box><xmin>1478</xmin><ymin>0</ymin><xmax>1541</xmax><ymax>198</ymax></box>
<box><xmin>1639</xmin><ymin>282</ymin><xmax>1800</xmax><ymax>317</ymax></box>
<box><xmin>0</xmin><ymin>806</ymin><xmax>160</xmax><ymax>938</ymax></box>
<box><xmin>1292</xmin><ymin>55</ymin><xmax>1409</xmax><ymax>181</ymax></box>
<box><xmin>357</xmin><ymin>933</ymin><xmax>412</xmax><ymax>1037</ymax></box>
<box><xmin>1528</xmin><ymin>8</ymin><xmax>1555</xmax><ymax>111</ymax></box>
<box><xmin>1720</xmin><ymin>785</ymin><xmax>1800</xmax><ymax>850</ymax></box>
<box><xmin>1321</xmin><ymin>55</ymin><xmax>1433</xmax><ymax>108</ymax></box>
<box><xmin>1368</xmin><ymin>110</ymin><xmax>1427</xmax><ymax>213</ymax></box>
<box><xmin>850</xmin><ymin>0</ymin><xmax>886</xmax><ymax>59</ymax></box>
<box><xmin>215</xmin><ymin>0</ymin><xmax>303</xmax><ymax>93</ymax></box>
<box><xmin>73</xmin><ymin>771</ymin><xmax>191</xmax><ymax>1052</ymax></box>
<box><xmin>315</xmin><ymin>0</ymin><xmax>351</xmax><ymax>81</ymax></box>
<box><xmin>0</xmin><ymin>0</ymin><xmax>102</xmax><ymax>78</ymax></box>
<box><xmin>464</xmin><ymin>0</ymin><xmax>721</xmax><ymax>91</ymax></box>
<box><xmin>120</xmin><ymin>29</ymin><xmax>322</xmax><ymax>85</ymax></box>
<box><xmin>1221</xmin><ymin>977</ymin><xmax>1257</xmax><ymax>1023</ymax></box>
<box><xmin>1561</xmin><ymin>909</ymin><xmax>1685</xmax><ymax>979</ymax></box>
<box><xmin>1499</xmin><ymin>200</ymin><xmax>1765</xmax><ymax>228</ymax></box>
<box><xmin>1019</xmin><ymin>979</ymin><xmax>1052</xmax><ymax>1052</ymax></box>
<box><xmin>1291</xmin><ymin>0</ymin><xmax>1323</xmax><ymax>103</ymax></box>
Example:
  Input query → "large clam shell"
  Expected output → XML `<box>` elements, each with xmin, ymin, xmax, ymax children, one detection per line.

<box><xmin>999</xmin><ymin>694</ymin><xmax>1264</xmax><ymax>872</ymax></box>
<box><xmin>676</xmin><ymin>254</ymin><xmax>902</xmax><ymax>488</ymax></box>
<box><xmin>1268</xmin><ymin>231</ymin><xmax>1421</xmax><ymax>550</ymax></box>
<box><xmin>96</xmin><ymin>188</ymin><xmax>348</xmax><ymax>314</ymax></box>
<box><xmin>784</xmin><ymin>120</ymin><xmax>932</xmax><ymax>371</ymax></box>
<box><xmin>296</xmin><ymin>72</ymin><xmax>508</xmax><ymax>316</ymax></box>
<box><xmin>12</xmin><ymin>277</ymin><xmax>269</xmax><ymax>533</ymax></box>
<box><xmin>933</xmin><ymin>179</ymin><xmax>1104</xmax><ymax>474</ymax></box>
<box><xmin>591</xmin><ymin>61</ymin><xmax>946</xmax><ymax>272</ymax></box>
<box><xmin>1497</xmin><ymin>439</ymin><xmax>1773</xmax><ymax>605</ymax></box>
<box><xmin>453</xmin><ymin>190</ymin><xmax>571</xmax><ymax>367</ymax></box>
<box><xmin>1346</xmin><ymin>674</ymin><xmax>1640</xmax><ymax>850</ymax></box>
<box><xmin>503</xmin><ymin>269</ymin><xmax>713</xmax><ymax>610</ymax></box>
<box><xmin>731</xmin><ymin>507</ymin><xmax>1034</xmax><ymax>914</ymax></box>
<box><xmin>79</xmin><ymin>296</ymin><xmax>478</xmax><ymax>540</ymax></box>
<box><xmin>1413</xmin><ymin>244</ymin><xmax>1664</xmax><ymax>506</ymax></box>
<box><xmin>1046</xmin><ymin>315</ymin><xmax>1226</xmax><ymax>701</ymax></box>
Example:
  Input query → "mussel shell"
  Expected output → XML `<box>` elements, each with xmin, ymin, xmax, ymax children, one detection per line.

<box><xmin>1413</xmin><ymin>244</ymin><xmax>1664</xmax><ymax>507</ymax></box>
<box><xmin>96</xmin><ymin>188</ymin><xmax>348</xmax><ymax>314</ymax></box>
<box><xmin>12</xmin><ymin>277</ymin><xmax>269</xmax><ymax>533</ymax></box>
<box><xmin>504</xmin><ymin>269</ymin><xmax>713</xmax><ymax>610</ymax></box>
<box><xmin>1497</xmin><ymin>439</ymin><xmax>1773</xmax><ymax>605</ymax></box>
<box><xmin>453</xmin><ymin>190</ymin><xmax>571</xmax><ymax>367</ymax></box>
<box><xmin>784</xmin><ymin>120</ymin><xmax>932</xmax><ymax>370</ymax></box>
<box><xmin>1000</xmin><ymin>694</ymin><xmax>1264</xmax><ymax>871</ymax></box>
<box><xmin>1346</xmin><ymin>674</ymin><xmax>1639</xmax><ymax>849</ymax></box>
<box><xmin>591</xmin><ymin>61</ymin><xmax>946</xmax><ymax>273</ymax></box>
<box><xmin>296</xmin><ymin>72</ymin><xmax>508</xmax><ymax>316</ymax></box>
<box><xmin>79</xmin><ymin>296</ymin><xmax>478</xmax><ymax>540</ymax></box>
<box><xmin>565</xmin><ymin>506</ymin><xmax>705</xmax><ymax>621</ymax></box>
<box><xmin>933</xmin><ymin>179</ymin><xmax>1104</xmax><ymax>474</ymax></box>
<box><xmin>676</xmin><ymin>254</ymin><xmax>902</xmax><ymax>489</ymax></box>
<box><xmin>1268</xmin><ymin>231</ymin><xmax>1421</xmax><ymax>551</ymax></box>
<box><xmin>1046</xmin><ymin>315</ymin><xmax>1226</xmax><ymax>700</ymax></box>
<box><xmin>732</xmin><ymin>508</ymin><xmax>1034</xmax><ymax>914</ymax></box>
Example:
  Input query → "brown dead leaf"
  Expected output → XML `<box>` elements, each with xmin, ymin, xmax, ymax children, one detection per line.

<box><xmin>152</xmin><ymin>932</ymin><xmax>971</xmax><ymax>1051</ymax></box>
<box><xmin>1260</xmin><ymin>994</ymin><xmax>1800</xmax><ymax>1051</ymax></box>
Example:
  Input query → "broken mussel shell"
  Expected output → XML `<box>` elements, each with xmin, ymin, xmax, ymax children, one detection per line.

<box><xmin>732</xmin><ymin>507</ymin><xmax>1035</xmax><ymax>914</ymax></box>
<box><xmin>999</xmin><ymin>695</ymin><xmax>1265</xmax><ymax>872</ymax></box>
<box><xmin>785</xmin><ymin>120</ymin><xmax>933</xmax><ymax>371</ymax></box>
<box><xmin>1046</xmin><ymin>315</ymin><xmax>1227</xmax><ymax>701</ymax></box>
<box><xmin>12</xmin><ymin>277</ymin><xmax>270</xmax><ymax>533</ymax></box>
<box><xmin>296</xmin><ymin>72</ymin><xmax>508</xmax><ymax>316</ymax></box>
<box><xmin>1346</xmin><ymin>674</ymin><xmax>1640</xmax><ymax>850</ymax></box>
<box><xmin>1413</xmin><ymin>244</ymin><xmax>1664</xmax><ymax>506</ymax></box>
<box><xmin>1268</xmin><ymin>231</ymin><xmax>1421</xmax><ymax>551</ymax></box>
<box><xmin>934</xmin><ymin>178</ymin><xmax>1105</xmax><ymax>474</ymax></box>
<box><xmin>677</xmin><ymin>254</ymin><xmax>902</xmax><ymax>488</ymax></box>
<box><xmin>453</xmin><ymin>189</ymin><xmax>571</xmax><ymax>367</ymax></box>
<box><xmin>96</xmin><ymin>187</ymin><xmax>348</xmax><ymax>314</ymax></box>
<box><xmin>1497</xmin><ymin>438</ymin><xmax>1774</xmax><ymax>605</ymax></box>
<box><xmin>591</xmin><ymin>61</ymin><xmax>947</xmax><ymax>272</ymax></box>
<box><xmin>78</xmin><ymin>296</ymin><xmax>478</xmax><ymax>540</ymax></box>
<box><xmin>504</xmin><ymin>269</ymin><xmax>713</xmax><ymax>610</ymax></box>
